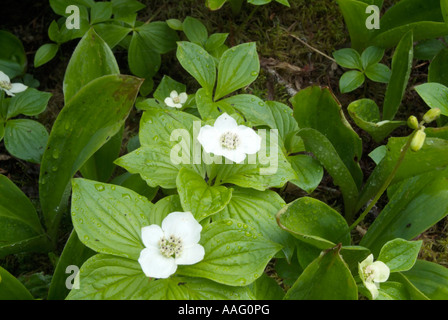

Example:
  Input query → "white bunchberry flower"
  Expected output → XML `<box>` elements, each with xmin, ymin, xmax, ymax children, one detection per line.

<box><xmin>197</xmin><ymin>113</ymin><xmax>261</xmax><ymax>163</ymax></box>
<box><xmin>0</xmin><ymin>71</ymin><xmax>27</xmax><ymax>97</ymax></box>
<box><xmin>164</xmin><ymin>90</ymin><xmax>188</xmax><ymax>108</ymax></box>
<box><xmin>359</xmin><ymin>254</ymin><xmax>390</xmax><ymax>300</ymax></box>
<box><xmin>138</xmin><ymin>211</ymin><xmax>205</xmax><ymax>279</ymax></box>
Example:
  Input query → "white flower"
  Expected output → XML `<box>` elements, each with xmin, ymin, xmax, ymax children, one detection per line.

<box><xmin>359</xmin><ymin>254</ymin><xmax>390</xmax><ymax>300</ymax></box>
<box><xmin>0</xmin><ymin>71</ymin><xmax>27</xmax><ymax>97</ymax></box>
<box><xmin>164</xmin><ymin>90</ymin><xmax>188</xmax><ymax>108</ymax></box>
<box><xmin>197</xmin><ymin>113</ymin><xmax>262</xmax><ymax>163</ymax></box>
<box><xmin>138</xmin><ymin>211</ymin><xmax>205</xmax><ymax>279</ymax></box>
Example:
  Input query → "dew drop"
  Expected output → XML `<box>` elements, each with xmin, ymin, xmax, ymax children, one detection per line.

<box><xmin>95</xmin><ymin>184</ymin><xmax>105</xmax><ymax>191</ymax></box>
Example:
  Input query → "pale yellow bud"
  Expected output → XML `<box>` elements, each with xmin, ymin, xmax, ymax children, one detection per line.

<box><xmin>407</xmin><ymin>116</ymin><xmax>419</xmax><ymax>130</ymax></box>
<box><xmin>411</xmin><ymin>129</ymin><xmax>426</xmax><ymax>152</ymax></box>
<box><xmin>423</xmin><ymin>108</ymin><xmax>441</xmax><ymax>124</ymax></box>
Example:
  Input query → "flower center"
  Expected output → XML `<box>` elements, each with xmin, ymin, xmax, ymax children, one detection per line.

<box><xmin>159</xmin><ymin>235</ymin><xmax>183</xmax><ymax>258</ymax></box>
<box><xmin>172</xmin><ymin>96</ymin><xmax>181</xmax><ymax>104</ymax></box>
<box><xmin>220</xmin><ymin>131</ymin><xmax>240</xmax><ymax>150</ymax></box>
<box><xmin>0</xmin><ymin>81</ymin><xmax>12</xmax><ymax>90</ymax></box>
<box><xmin>364</xmin><ymin>266</ymin><xmax>376</xmax><ymax>282</ymax></box>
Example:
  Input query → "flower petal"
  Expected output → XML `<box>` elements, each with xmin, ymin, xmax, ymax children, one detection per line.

<box><xmin>179</xmin><ymin>92</ymin><xmax>188</xmax><ymax>104</ymax></box>
<box><xmin>0</xmin><ymin>71</ymin><xmax>10</xmax><ymax>83</ymax></box>
<box><xmin>3</xmin><ymin>89</ymin><xmax>14</xmax><ymax>97</ymax></box>
<box><xmin>170</xmin><ymin>90</ymin><xmax>179</xmax><ymax>99</ymax></box>
<box><xmin>220</xmin><ymin>148</ymin><xmax>247</xmax><ymax>163</ymax></box>
<box><xmin>236</xmin><ymin>125</ymin><xmax>262</xmax><ymax>154</ymax></box>
<box><xmin>213</xmin><ymin>113</ymin><xmax>238</xmax><ymax>131</ymax></box>
<box><xmin>197</xmin><ymin>125</ymin><xmax>222</xmax><ymax>154</ymax></box>
<box><xmin>161</xmin><ymin>211</ymin><xmax>202</xmax><ymax>246</ymax></box>
<box><xmin>9</xmin><ymin>83</ymin><xmax>27</xmax><ymax>94</ymax></box>
<box><xmin>365</xmin><ymin>281</ymin><xmax>379</xmax><ymax>300</ymax></box>
<box><xmin>175</xmin><ymin>243</ymin><xmax>205</xmax><ymax>265</ymax></box>
<box><xmin>165</xmin><ymin>97</ymin><xmax>176</xmax><ymax>108</ymax></box>
<box><xmin>141</xmin><ymin>224</ymin><xmax>164</xmax><ymax>248</ymax></box>
<box><xmin>174</xmin><ymin>103</ymin><xmax>182</xmax><ymax>109</ymax></box>
<box><xmin>138</xmin><ymin>247</ymin><xmax>177</xmax><ymax>279</ymax></box>
<box><xmin>371</xmin><ymin>261</ymin><xmax>390</xmax><ymax>283</ymax></box>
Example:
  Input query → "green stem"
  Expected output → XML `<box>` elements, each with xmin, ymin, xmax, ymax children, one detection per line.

<box><xmin>348</xmin><ymin>130</ymin><xmax>417</xmax><ymax>231</ymax></box>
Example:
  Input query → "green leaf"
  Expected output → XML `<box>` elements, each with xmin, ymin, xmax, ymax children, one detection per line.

<box><xmin>0</xmin><ymin>266</ymin><xmax>34</xmax><ymax>300</ymax></box>
<box><xmin>369</xmin><ymin>145</ymin><xmax>387</xmax><ymax>164</ymax></box>
<box><xmin>214</xmin><ymin>187</ymin><xmax>295</xmax><ymax>261</ymax></box>
<box><xmin>361</xmin><ymin>46</ymin><xmax>385</xmax><ymax>69</ymax></box>
<box><xmin>221</xmin><ymin>94</ymin><xmax>276</xmax><ymax>128</ymax></box>
<box><xmin>206</xmin><ymin>0</ymin><xmax>227</xmax><ymax>10</ymax></box>
<box><xmin>111</xmin><ymin>172</ymin><xmax>159</xmax><ymax>202</ymax></box>
<box><xmin>90</xmin><ymin>1</ymin><xmax>112</xmax><ymax>24</ymax></box>
<box><xmin>66</xmin><ymin>254</ymin><xmax>148</xmax><ymax>300</ymax></box>
<box><xmin>378</xmin><ymin>239</ymin><xmax>422</xmax><ymax>273</ymax></box>
<box><xmin>428</xmin><ymin>48</ymin><xmax>448</xmax><ymax>87</ymax></box>
<box><xmin>288</xmin><ymin>154</ymin><xmax>324</xmax><ymax>193</ymax></box>
<box><xmin>360</xmin><ymin>169</ymin><xmax>448</xmax><ymax>255</ymax></box>
<box><xmin>403</xmin><ymin>260</ymin><xmax>448</xmax><ymax>300</ymax></box>
<box><xmin>182</xmin><ymin>16</ymin><xmax>208</xmax><ymax>46</ymax></box>
<box><xmin>248</xmin><ymin>273</ymin><xmax>285</xmax><ymax>300</ymax></box>
<box><xmin>348</xmin><ymin>98</ymin><xmax>405</xmax><ymax>142</ymax></box>
<box><xmin>151</xmin><ymin>195</ymin><xmax>183</xmax><ymax>227</ymax></box>
<box><xmin>34</xmin><ymin>43</ymin><xmax>59</xmax><ymax>68</ymax></box>
<box><xmin>339</xmin><ymin>70</ymin><xmax>365</xmax><ymax>93</ymax></box>
<box><xmin>388</xmin><ymin>272</ymin><xmax>429</xmax><ymax>300</ymax></box>
<box><xmin>0</xmin><ymin>174</ymin><xmax>50</xmax><ymax>258</ymax></box>
<box><xmin>93</xmin><ymin>23</ymin><xmax>132</xmax><ymax>48</ymax></box>
<box><xmin>63</xmin><ymin>28</ymin><xmax>120</xmax><ymax>103</ymax></box>
<box><xmin>382</xmin><ymin>31</ymin><xmax>413</xmax><ymax>120</ymax></box>
<box><xmin>47</xmin><ymin>230</ymin><xmax>95</xmax><ymax>300</ymax></box>
<box><xmin>205</xmin><ymin>33</ymin><xmax>228</xmax><ymax>52</ymax></box>
<box><xmin>6</xmin><ymin>88</ymin><xmax>51</xmax><ymax>120</ymax></box>
<box><xmin>335</xmin><ymin>0</ymin><xmax>375</xmax><ymax>52</ymax></box>
<box><xmin>214</xmin><ymin>42</ymin><xmax>260</xmax><ymax>100</ymax></box>
<box><xmin>333</xmin><ymin>48</ymin><xmax>363</xmax><ymax>69</ymax></box>
<box><xmin>39</xmin><ymin>74</ymin><xmax>142</xmax><ymax>239</ymax></box>
<box><xmin>365</xmin><ymin>63</ymin><xmax>391</xmax><ymax>83</ymax></box>
<box><xmin>276</xmin><ymin>197</ymin><xmax>351</xmax><ymax>250</ymax></box>
<box><xmin>71</xmin><ymin>178</ymin><xmax>153</xmax><ymax>260</ymax></box>
<box><xmin>414</xmin><ymin>39</ymin><xmax>445</xmax><ymax>61</ymax></box>
<box><xmin>128</xmin><ymin>31</ymin><xmax>161</xmax><ymax>78</ymax></box>
<box><xmin>377</xmin><ymin>282</ymin><xmax>410</xmax><ymax>300</ymax></box>
<box><xmin>296</xmin><ymin>128</ymin><xmax>359</xmax><ymax>218</ymax></box>
<box><xmin>414</xmin><ymin>82</ymin><xmax>448</xmax><ymax>116</ymax></box>
<box><xmin>196</xmin><ymin>88</ymin><xmax>235</xmax><ymax>120</ymax></box>
<box><xmin>49</xmin><ymin>0</ymin><xmax>94</xmax><ymax>16</ymax></box>
<box><xmin>166</xmin><ymin>19</ymin><xmax>183</xmax><ymax>31</ymax></box>
<box><xmin>291</xmin><ymin>86</ymin><xmax>363</xmax><ymax>188</ymax></box>
<box><xmin>356</xmin><ymin>137</ymin><xmax>448</xmax><ymax>213</ymax></box>
<box><xmin>111</xmin><ymin>0</ymin><xmax>145</xmax><ymax>17</ymax></box>
<box><xmin>284</xmin><ymin>245</ymin><xmax>358</xmax><ymax>300</ymax></box>
<box><xmin>0</xmin><ymin>30</ymin><xmax>27</xmax><ymax>78</ymax></box>
<box><xmin>176</xmin><ymin>41</ymin><xmax>216</xmax><ymax>95</ymax></box>
<box><xmin>178</xmin><ymin>219</ymin><xmax>282</xmax><ymax>286</ymax></box>
<box><xmin>176</xmin><ymin>168</ymin><xmax>232</xmax><ymax>221</ymax></box>
<box><xmin>4</xmin><ymin>119</ymin><xmax>49</xmax><ymax>164</ymax></box>
<box><xmin>136</xmin><ymin>22</ymin><xmax>179</xmax><ymax>54</ymax></box>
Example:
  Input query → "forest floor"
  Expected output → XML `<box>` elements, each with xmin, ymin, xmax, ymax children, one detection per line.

<box><xmin>0</xmin><ymin>0</ymin><xmax>446</xmax><ymax>298</ymax></box>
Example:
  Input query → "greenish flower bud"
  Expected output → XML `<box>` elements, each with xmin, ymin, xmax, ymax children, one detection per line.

<box><xmin>411</xmin><ymin>129</ymin><xmax>426</xmax><ymax>152</ymax></box>
<box><xmin>407</xmin><ymin>115</ymin><xmax>419</xmax><ymax>130</ymax></box>
<box><xmin>423</xmin><ymin>108</ymin><xmax>441</xmax><ymax>124</ymax></box>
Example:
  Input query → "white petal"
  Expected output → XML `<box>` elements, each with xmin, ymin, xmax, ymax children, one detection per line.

<box><xmin>161</xmin><ymin>211</ymin><xmax>202</xmax><ymax>246</ymax></box>
<box><xmin>360</xmin><ymin>254</ymin><xmax>374</xmax><ymax>270</ymax></box>
<box><xmin>170</xmin><ymin>90</ymin><xmax>179</xmax><ymax>99</ymax></box>
<box><xmin>197</xmin><ymin>125</ymin><xmax>222</xmax><ymax>154</ymax></box>
<box><xmin>174</xmin><ymin>103</ymin><xmax>182</xmax><ymax>109</ymax></box>
<box><xmin>213</xmin><ymin>113</ymin><xmax>238</xmax><ymax>131</ymax></box>
<box><xmin>175</xmin><ymin>243</ymin><xmax>205</xmax><ymax>265</ymax></box>
<box><xmin>10</xmin><ymin>83</ymin><xmax>27</xmax><ymax>94</ymax></box>
<box><xmin>138</xmin><ymin>247</ymin><xmax>177</xmax><ymax>279</ymax></box>
<box><xmin>141</xmin><ymin>225</ymin><xmax>164</xmax><ymax>248</ymax></box>
<box><xmin>371</xmin><ymin>261</ymin><xmax>390</xmax><ymax>283</ymax></box>
<box><xmin>220</xmin><ymin>148</ymin><xmax>247</xmax><ymax>163</ymax></box>
<box><xmin>365</xmin><ymin>281</ymin><xmax>379</xmax><ymax>300</ymax></box>
<box><xmin>0</xmin><ymin>71</ymin><xmax>10</xmax><ymax>83</ymax></box>
<box><xmin>179</xmin><ymin>92</ymin><xmax>188</xmax><ymax>104</ymax></box>
<box><xmin>165</xmin><ymin>97</ymin><xmax>176</xmax><ymax>108</ymax></box>
<box><xmin>236</xmin><ymin>126</ymin><xmax>262</xmax><ymax>154</ymax></box>
<box><xmin>3</xmin><ymin>89</ymin><xmax>14</xmax><ymax>97</ymax></box>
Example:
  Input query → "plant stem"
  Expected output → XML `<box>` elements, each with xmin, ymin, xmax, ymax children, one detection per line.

<box><xmin>348</xmin><ymin>130</ymin><xmax>417</xmax><ymax>231</ymax></box>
